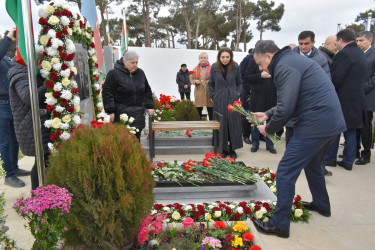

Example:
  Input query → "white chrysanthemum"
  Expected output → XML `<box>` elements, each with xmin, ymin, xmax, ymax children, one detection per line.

<box><xmin>46</xmin><ymin>47</ymin><xmax>58</xmax><ymax>56</ymax></box>
<box><xmin>92</xmin><ymin>55</ymin><xmax>97</xmax><ymax>62</ymax></box>
<box><xmin>51</xmin><ymin>38</ymin><xmax>64</xmax><ymax>50</ymax></box>
<box><xmin>97</xmin><ymin>102</ymin><xmax>103</xmax><ymax>109</ymax></box>
<box><xmin>263</xmin><ymin>217</ymin><xmax>269</xmax><ymax>223</ymax></box>
<box><xmin>264</xmin><ymin>173</ymin><xmax>271</xmax><ymax>178</ymax></box>
<box><xmin>52</xmin><ymin>63</ymin><xmax>62</xmax><ymax>72</ymax></box>
<box><xmin>60</xmin><ymin>122</ymin><xmax>70</xmax><ymax>130</ymax></box>
<box><xmin>47</xmin><ymin>29</ymin><xmax>56</xmax><ymax>38</ymax></box>
<box><xmin>66</xmin><ymin>44</ymin><xmax>75</xmax><ymax>54</ymax></box>
<box><xmin>163</xmin><ymin>207</ymin><xmax>170</xmax><ymax>212</ymax></box>
<box><xmin>255</xmin><ymin>211</ymin><xmax>263</xmax><ymax>219</ymax></box>
<box><xmin>55</xmin><ymin>105</ymin><xmax>65</xmax><ymax>113</ymax></box>
<box><xmin>53</xmin><ymin>82</ymin><xmax>62</xmax><ymax>92</ymax></box>
<box><xmin>48</xmin><ymin>142</ymin><xmax>54</xmax><ymax>151</ymax></box>
<box><xmin>70</xmin><ymin>80</ymin><xmax>78</xmax><ymax>88</ymax></box>
<box><xmin>85</xmin><ymin>32</ymin><xmax>91</xmax><ymax>39</ymax></box>
<box><xmin>250</xmin><ymin>203</ymin><xmax>255</xmax><ymax>209</ymax></box>
<box><xmin>120</xmin><ymin>114</ymin><xmax>128</xmax><ymax>122</ymax></box>
<box><xmin>66</xmin><ymin>61</ymin><xmax>74</xmax><ymax>67</ymax></box>
<box><xmin>136</xmin><ymin>128</ymin><xmax>139</xmax><ymax>132</ymax></box>
<box><xmin>38</xmin><ymin>6</ymin><xmax>48</xmax><ymax>18</ymax></box>
<box><xmin>72</xmin><ymin>96</ymin><xmax>80</xmax><ymax>106</ymax></box>
<box><xmin>51</xmin><ymin>117</ymin><xmax>61</xmax><ymax>129</ymax></box>
<box><xmin>228</xmin><ymin>204</ymin><xmax>235</xmax><ymax>209</ymax></box>
<box><xmin>53</xmin><ymin>0</ymin><xmax>64</xmax><ymax>7</ymax></box>
<box><xmin>73</xmin><ymin>115</ymin><xmax>81</xmax><ymax>125</ymax></box>
<box><xmin>60</xmin><ymin>16</ymin><xmax>70</xmax><ymax>26</ymax></box>
<box><xmin>151</xmin><ymin>210</ymin><xmax>157</xmax><ymax>215</ymax></box>
<box><xmin>236</xmin><ymin>207</ymin><xmax>244</xmax><ymax>214</ymax></box>
<box><xmin>93</xmin><ymin>70</ymin><xmax>100</xmax><ymax>76</ymax></box>
<box><xmin>93</xmin><ymin>83</ymin><xmax>100</xmax><ymax>90</ymax></box>
<box><xmin>60</xmin><ymin>68</ymin><xmax>71</xmax><ymax>78</ymax></box>
<box><xmin>184</xmin><ymin>205</ymin><xmax>192</xmax><ymax>211</ymax></box>
<box><xmin>45</xmin><ymin>97</ymin><xmax>57</xmax><ymax>105</ymax></box>
<box><xmin>61</xmin><ymin>115</ymin><xmax>71</xmax><ymax>123</ymax></box>
<box><xmin>90</xmin><ymin>37</ymin><xmax>95</xmax><ymax>43</ymax></box>
<box><xmin>61</xmin><ymin>90</ymin><xmax>72</xmax><ymax>100</ymax></box>
<box><xmin>97</xmin><ymin>112</ymin><xmax>105</xmax><ymax>119</ymax></box>
<box><xmin>44</xmin><ymin>119</ymin><xmax>52</xmax><ymax>128</ymax></box>
<box><xmin>70</xmin><ymin>67</ymin><xmax>77</xmax><ymax>75</ymax></box>
<box><xmin>35</xmin><ymin>45</ymin><xmax>44</xmax><ymax>55</ymax></box>
<box><xmin>103</xmin><ymin>114</ymin><xmax>110</xmax><ymax>123</ymax></box>
<box><xmin>60</xmin><ymin>131</ymin><xmax>71</xmax><ymax>141</ymax></box>
<box><xmin>129</xmin><ymin>117</ymin><xmax>135</xmax><ymax>124</ymax></box>
<box><xmin>88</xmin><ymin>48</ymin><xmax>95</xmax><ymax>56</ymax></box>
<box><xmin>260</xmin><ymin>207</ymin><xmax>267</xmax><ymax>214</ymax></box>
<box><xmin>40</xmin><ymin>69</ymin><xmax>49</xmax><ymax>78</ymax></box>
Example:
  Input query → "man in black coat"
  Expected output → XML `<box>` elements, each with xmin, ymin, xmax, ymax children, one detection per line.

<box><xmin>319</xmin><ymin>35</ymin><xmax>337</xmax><ymax>69</ymax></box>
<box><xmin>245</xmin><ymin>53</ymin><xmax>277</xmax><ymax>154</ymax></box>
<box><xmin>324</xmin><ymin>28</ymin><xmax>367</xmax><ymax>171</ymax></box>
<box><xmin>251</xmin><ymin>40</ymin><xmax>346</xmax><ymax>238</ymax></box>
<box><xmin>355</xmin><ymin>31</ymin><xmax>375</xmax><ymax>165</ymax></box>
<box><xmin>176</xmin><ymin>63</ymin><xmax>191</xmax><ymax>100</ymax></box>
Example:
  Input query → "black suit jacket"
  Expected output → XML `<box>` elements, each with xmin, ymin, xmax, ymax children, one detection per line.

<box><xmin>331</xmin><ymin>42</ymin><xmax>367</xmax><ymax>129</ymax></box>
<box><xmin>363</xmin><ymin>46</ymin><xmax>375</xmax><ymax>111</ymax></box>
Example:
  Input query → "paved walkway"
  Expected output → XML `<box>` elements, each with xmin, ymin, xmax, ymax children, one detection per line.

<box><xmin>2</xmin><ymin>138</ymin><xmax>375</xmax><ymax>249</ymax></box>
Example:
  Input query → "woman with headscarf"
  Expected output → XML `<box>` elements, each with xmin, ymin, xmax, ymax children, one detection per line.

<box><xmin>189</xmin><ymin>52</ymin><xmax>213</xmax><ymax>120</ymax></box>
<box><xmin>208</xmin><ymin>47</ymin><xmax>243</xmax><ymax>158</ymax></box>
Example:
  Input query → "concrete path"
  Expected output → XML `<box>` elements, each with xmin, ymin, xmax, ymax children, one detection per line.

<box><xmin>2</xmin><ymin>137</ymin><xmax>375</xmax><ymax>249</ymax></box>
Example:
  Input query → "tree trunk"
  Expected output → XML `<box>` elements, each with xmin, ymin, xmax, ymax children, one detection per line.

<box><xmin>166</xmin><ymin>29</ymin><xmax>171</xmax><ymax>48</ymax></box>
<box><xmin>143</xmin><ymin>0</ymin><xmax>151</xmax><ymax>47</ymax></box>
<box><xmin>235</xmin><ymin>0</ymin><xmax>242</xmax><ymax>51</ymax></box>
<box><xmin>243</xmin><ymin>17</ymin><xmax>247</xmax><ymax>52</ymax></box>
<box><xmin>171</xmin><ymin>32</ymin><xmax>176</xmax><ymax>48</ymax></box>
<box><xmin>260</xmin><ymin>21</ymin><xmax>263</xmax><ymax>40</ymax></box>
<box><xmin>194</xmin><ymin>14</ymin><xmax>203</xmax><ymax>49</ymax></box>
<box><xmin>183</xmin><ymin>11</ymin><xmax>192</xmax><ymax>49</ymax></box>
<box><xmin>99</xmin><ymin>10</ymin><xmax>108</xmax><ymax>46</ymax></box>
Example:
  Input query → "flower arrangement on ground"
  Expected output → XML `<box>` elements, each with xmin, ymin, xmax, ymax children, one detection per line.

<box><xmin>228</xmin><ymin>101</ymin><xmax>281</xmax><ymax>144</ymax></box>
<box><xmin>37</xmin><ymin>1</ymin><xmax>106</xmax><ymax>151</ymax></box>
<box><xmin>0</xmin><ymin>162</ymin><xmax>18</xmax><ymax>249</ymax></box>
<box><xmin>157</xmin><ymin>94</ymin><xmax>180</xmax><ymax>121</ymax></box>
<box><xmin>13</xmin><ymin>185</ymin><xmax>72</xmax><ymax>250</ymax></box>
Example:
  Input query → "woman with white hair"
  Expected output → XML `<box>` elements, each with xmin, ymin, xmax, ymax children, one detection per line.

<box><xmin>189</xmin><ymin>52</ymin><xmax>213</xmax><ymax>120</ymax></box>
<box><xmin>103</xmin><ymin>50</ymin><xmax>154</xmax><ymax>140</ymax></box>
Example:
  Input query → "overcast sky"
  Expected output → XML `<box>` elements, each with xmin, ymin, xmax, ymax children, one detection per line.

<box><xmin>0</xmin><ymin>0</ymin><xmax>374</xmax><ymax>50</ymax></box>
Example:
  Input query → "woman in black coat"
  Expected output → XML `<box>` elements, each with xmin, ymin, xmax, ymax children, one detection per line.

<box><xmin>208</xmin><ymin>48</ymin><xmax>243</xmax><ymax>158</ymax></box>
<box><xmin>103</xmin><ymin>51</ymin><xmax>154</xmax><ymax>140</ymax></box>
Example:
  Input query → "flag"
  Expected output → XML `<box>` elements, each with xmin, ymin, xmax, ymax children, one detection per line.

<box><xmin>120</xmin><ymin>23</ymin><xmax>129</xmax><ymax>55</ymax></box>
<box><xmin>81</xmin><ymin>0</ymin><xmax>104</xmax><ymax>71</ymax></box>
<box><xmin>5</xmin><ymin>0</ymin><xmax>29</xmax><ymax>66</ymax></box>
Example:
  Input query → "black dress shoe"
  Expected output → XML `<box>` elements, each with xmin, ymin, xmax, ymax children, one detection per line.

<box><xmin>302</xmin><ymin>201</ymin><xmax>331</xmax><ymax>217</ymax></box>
<box><xmin>229</xmin><ymin>151</ymin><xmax>237</xmax><ymax>159</ymax></box>
<box><xmin>253</xmin><ymin>220</ymin><xmax>289</xmax><ymax>238</ymax></box>
<box><xmin>266</xmin><ymin>147</ymin><xmax>277</xmax><ymax>154</ymax></box>
<box><xmin>323</xmin><ymin>168</ymin><xmax>333</xmax><ymax>176</ymax></box>
<box><xmin>251</xmin><ymin>146</ymin><xmax>259</xmax><ymax>152</ymax></box>
<box><xmin>243</xmin><ymin>137</ymin><xmax>252</xmax><ymax>144</ymax></box>
<box><xmin>14</xmin><ymin>168</ymin><xmax>31</xmax><ymax>176</ymax></box>
<box><xmin>337</xmin><ymin>161</ymin><xmax>352</xmax><ymax>171</ymax></box>
<box><xmin>221</xmin><ymin>150</ymin><xmax>229</xmax><ymax>158</ymax></box>
<box><xmin>355</xmin><ymin>156</ymin><xmax>370</xmax><ymax>165</ymax></box>
<box><xmin>325</xmin><ymin>161</ymin><xmax>336</xmax><ymax>167</ymax></box>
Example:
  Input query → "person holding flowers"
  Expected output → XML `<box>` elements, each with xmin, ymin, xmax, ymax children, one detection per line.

<box><xmin>103</xmin><ymin>50</ymin><xmax>154</xmax><ymax>140</ymax></box>
<box><xmin>189</xmin><ymin>52</ymin><xmax>213</xmax><ymax>120</ymax></box>
<box><xmin>208</xmin><ymin>47</ymin><xmax>243</xmax><ymax>158</ymax></box>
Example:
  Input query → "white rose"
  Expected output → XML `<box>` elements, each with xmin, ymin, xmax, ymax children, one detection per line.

<box><xmin>44</xmin><ymin>119</ymin><xmax>52</xmax><ymax>128</ymax></box>
<box><xmin>120</xmin><ymin>114</ymin><xmax>128</xmax><ymax>122</ymax></box>
<box><xmin>103</xmin><ymin>115</ymin><xmax>110</xmax><ymax>123</ymax></box>
<box><xmin>61</xmin><ymin>78</ymin><xmax>70</xmax><ymax>87</ymax></box>
<box><xmin>128</xmin><ymin>117</ymin><xmax>135</xmax><ymax>124</ymax></box>
<box><xmin>264</xmin><ymin>173</ymin><xmax>271</xmax><ymax>178</ymax></box>
<box><xmin>40</xmin><ymin>35</ymin><xmax>49</xmax><ymax>46</ymax></box>
<box><xmin>250</xmin><ymin>203</ymin><xmax>255</xmax><ymax>209</ymax></box>
<box><xmin>70</xmin><ymin>67</ymin><xmax>77</xmax><ymax>75</ymax></box>
<box><xmin>73</xmin><ymin>115</ymin><xmax>81</xmax><ymax>125</ymax></box>
<box><xmin>271</xmin><ymin>186</ymin><xmax>277</xmax><ymax>193</ymax></box>
<box><xmin>163</xmin><ymin>207</ymin><xmax>170</xmax><ymax>212</ymax></box>
<box><xmin>48</xmin><ymin>15</ymin><xmax>60</xmax><ymax>26</ymax></box>
<box><xmin>260</xmin><ymin>207</ymin><xmax>267</xmax><ymax>214</ymax></box>
<box><xmin>214</xmin><ymin>211</ymin><xmax>221</xmax><ymax>218</ymax></box>
<box><xmin>236</xmin><ymin>207</ymin><xmax>243</xmax><ymax>214</ymax></box>
<box><xmin>51</xmin><ymin>118</ymin><xmax>61</xmax><ymax>129</ymax></box>
<box><xmin>67</xmin><ymin>28</ymin><xmax>73</xmax><ymax>36</ymax></box>
<box><xmin>255</xmin><ymin>211</ymin><xmax>263</xmax><ymax>219</ymax></box>
<box><xmin>184</xmin><ymin>205</ymin><xmax>192</xmax><ymax>211</ymax></box>
<box><xmin>97</xmin><ymin>102</ymin><xmax>103</xmax><ymax>109</ymax></box>
<box><xmin>267</xmin><ymin>180</ymin><xmax>273</xmax><ymax>184</ymax></box>
<box><xmin>47</xmin><ymin>142</ymin><xmax>54</xmax><ymax>151</ymax></box>
<box><xmin>51</xmin><ymin>57</ymin><xmax>60</xmax><ymax>64</ymax></box>
<box><xmin>75</xmin><ymin>105</ymin><xmax>80</xmax><ymax>112</ymax></box>
<box><xmin>53</xmin><ymin>82</ymin><xmax>62</xmax><ymax>92</ymax></box>
<box><xmin>62</xmin><ymin>115</ymin><xmax>71</xmax><ymax>123</ymax></box>
<box><xmin>46</xmin><ymin>5</ymin><xmax>55</xmax><ymax>14</ymax></box>
<box><xmin>60</xmin><ymin>131</ymin><xmax>71</xmax><ymax>141</ymax></box>
<box><xmin>228</xmin><ymin>204</ymin><xmax>235</xmax><ymax>209</ymax></box>
<box><xmin>171</xmin><ymin>211</ymin><xmax>181</xmax><ymax>220</ymax></box>
<box><xmin>294</xmin><ymin>209</ymin><xmax>303</xmax><ymax>218</ymax></box>
<box><xmin>263</xmin><ymin>217</ymin><xmax>269</xmax><ymax>223</ymax></box>
<box><xmin>94</xmin><ymin>83</ymin><xmax>100</xmax><ymax>90</ymax></box>
<box><xmin>92</xmin><ymin>55</ymin><xmax>97</xmax><ymax>62</ymax></box>
<box><xmin>45</xmin><ymin>92</ymin><xmax>53</xmax><ymax>99</ymax></box>
<box><xmin>41</xmin><ymin>60</ymin><xmax>52</xmax><ymax>71</ymax></box>
<box><xmin>165</xmin><ymin>218</ymin><xmax>170</xmax><ymax>223</ymax></box>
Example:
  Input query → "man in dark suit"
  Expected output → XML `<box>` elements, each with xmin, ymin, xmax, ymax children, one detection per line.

<box><xmin>355</xmin><ymin>31</ymin><xmax>375</xmax><ymax>165</ymax></box>
<box><xmin>324</xmin><ymin>28</ymin><xmax>367</xmax><ymax>171</ymax></box>
<box><xmin>251</xmin><ymin>40</ymin><xmax>346</xmax><ymax>238</ymax></box>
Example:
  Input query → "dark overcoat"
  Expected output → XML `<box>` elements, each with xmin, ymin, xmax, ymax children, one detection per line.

<box><xmin>363</xmin><ymin>46</ymin><xmax>375</xmax><ymax>111</ymax></box>
<box><xmin>331</xmin><ymin>42</ymin><xmax>367</xmax><ymax>129</ymax></box>
<box><xmin>244</xmin><ymin>55</ymin><xmax>276</xmax><ymax>112</ymax></box>
<box><xmin>176</xmin><ymin>69</ymin><xmax>191</xmax><ymax>93</ymax></box>
<box><xmin>208</xmin><ymin>63</ymin><xmax>243</xmax><ymax>151</ymax></box>
<box><xmin>103</xmin><ymin>58</ymin><xmax>154</xmax><ymax>130</ymax></box>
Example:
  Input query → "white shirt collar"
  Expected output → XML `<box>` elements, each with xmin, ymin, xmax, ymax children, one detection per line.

<box><xmin>299</xmin><ymin>50</ymin><xmax>312</xmax><ymax>56</ymax></box>
<box><xmin>364</xmin><ymin>46</ymin><xmax>372</xmax><ymax>53</ymax></box>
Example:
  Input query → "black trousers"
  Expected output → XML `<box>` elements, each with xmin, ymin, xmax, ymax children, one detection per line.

<box><xmin>31</xmin><ymin>153</ymin><xmax>49</xmax><ymax>190</ymax></box>
<box><xmin>179</xmin><ymin>92</ymin><xmax>191</xmax><ymax>100</ymax></box>
<box><xmin>357</xmin><ymin>111</ymin><xmax>373</xmax><ymax>157</ymax></box>
<box><xmin>241</xmin><ymin>115</ymin><xmax>251</xmax><ymax>138</ymax></box>
<box><xmin>197</xmin><ymin>107</ymin><xmax>213</xmax><ymax>120</ymax></box>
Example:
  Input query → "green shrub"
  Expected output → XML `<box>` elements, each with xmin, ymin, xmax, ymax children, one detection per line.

<box><xmin>45</xmin><ymin>124</ymin><xmax>154</xmax><ymax>249</ymax></box>
<box><xmin>174</xmin><ymin>100</ymin><xmax>200</xmax><ymax>121</ymax></box>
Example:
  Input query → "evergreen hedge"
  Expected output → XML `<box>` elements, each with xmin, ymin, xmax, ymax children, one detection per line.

<box><xmin>174</xmin><ymin>99</ymin><xmax>200</xmax><ymax>121</ymax></box>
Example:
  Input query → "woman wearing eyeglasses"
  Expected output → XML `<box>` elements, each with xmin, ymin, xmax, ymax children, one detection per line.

<box><xmin>208</xmin><ymin>48</ymin><xmax>243</xmax><ymax>158</ymax></box>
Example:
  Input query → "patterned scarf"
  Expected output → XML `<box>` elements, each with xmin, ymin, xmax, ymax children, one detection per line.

<box><xmin>196</xmin><ymin>62</ymin><xmax>211</xmax><ymax>81</ymax></box>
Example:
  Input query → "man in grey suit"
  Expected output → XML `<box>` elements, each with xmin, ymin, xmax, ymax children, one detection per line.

<box><xmin>251</xmin><ymin>40</ymin><xmax>346</xmax><ymax>238</ymax></box>
<box><xmin>355</xmin><ymin>31</ymin><xmax>375</xmax><ymax>165</ymax></box>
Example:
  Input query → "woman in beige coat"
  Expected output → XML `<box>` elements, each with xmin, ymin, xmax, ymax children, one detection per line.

<box><xmin>189</xmin><ymin>52</ymin><xmax>213</xmax><ymax>120</ymax></box>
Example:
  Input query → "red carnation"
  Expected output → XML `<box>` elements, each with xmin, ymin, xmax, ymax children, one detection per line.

<box><xmin>60</xmin><ymin>53</ymin><xmax>68</xmax><ymax>61</ymax></box>
<box><xmin>62</xmin><ymin>28</ymin><xmax>68</xmax><ymax>35</ymax></box>
<box><xmin>50</xmin><ymin>71</ymin><xmax>59</xmax><ymax>81</ymax></box>
<box><xmin>79</xmin><ymin>20</ymin><xmax>84</xmax><ymax>28</ymax></box>
<box><xmin>45</xmin><ymin>81</ymin><xmax>54</xmax><ymax>89</ymax></box>
<box><xmin>52</xmin><ymin>91</ymin><xmax>60</xmax><ymax>98</ymax></box>
<box><xmin>243</xmin><ymin>206</ymin><xmax>252</xmax><ymax>215</ymax></box>
<box><xmin>43</xmin><ymin>51</ymin><xmax>48</xmax><ymax>57</ymax></box>
<box><xmin>70</xmin><ymin>71</ymin><xmax>74</xmax><ymax>77</ymax></box>
<box><xmin>50</xmin><ymin>133</ymin><xmax>58</xmax><ymax>142</ymax></box>
<box><xmin>233</xmin><ymin>212</ymin><xmax>241</xmax><ymax>220</ymax></box>
<box><xmin>67</xmin><ymin>53</ymin><xmax>75</xmax><ymax>61</ymax></box>
<box><xmin>69</xmin><ymin>21</ymin><xmax>74</xmax><ymax>28</ymax></box>
<box><xmin>96</xmin><ymin>90</ymin><xmax>100</xmax><ymax>94</ymax></box>
<box><xmin>72</xmin><ymin>88</ymin><xmax>79</xmax><ymax>94</ymax></box>
<box><xmin>94</xmin><ymin>76</ymin><xmax>99</xmax><ymax>81</ymax></box>
<box><xmin>56</xmin><ymin>129</ymin><xmax>62</xmax><ymax>136</ymax></box>
<box><xmin>58</xmin><ymin>46</ymin><xmax>64</xmax><ymax>52</ymax></box>
<box><xmin>46</xmin><ymin>105</ymin><xmax>55</xmax><ymax>112</ymax></box>
<box><xmin>225</xmin><ymin>207</ymin><xmax>232</xmax><ymax>215</ymax></box>
<box><xmin>54</xmin><ymin>11</ymin><xmax>61</xmax><ymax>16</ymax></box>
<box><xmin>61</xmin><ymin>9</ymin><xmax>71</xmax><ymax>17</ymax></box>
<box><xmin>90</xmin><ymin>43</ymin><xmax>95</xmax><ymax>48</ymax></box>
<box><xmin>154</xmin><ymin>204</ymin><xmax>163</xmax><ymax>210</ymax></box>
<box><xmin>242</xmin><ymin>232</ymin><xmax>254</xmax><ymax>242</ymax></box>
<box><xmin>43</xmin><ymin>26</ymin><xmax>50</xmax><ymax>33</ymax></box>
<box><xmin>60</xmin><ymin>98</ymin><xmax>68</xmax><ymax>106</ymax></box>
<box><xmin>213</xmin><ymin>221</ymin><xmax>226</xmax><ymax>230</ymax></box>
<box><xmin>61</xmin><ymin>64</ymin><xmax>68</xmax><ymax>70</ymax></box>
<box><xmin>47</xmin><ymin>40</ymin><xmax>52</xmax><ymax>47</ymax></box>
<box><xmin>38</xmin><ymin>17</ymin><xmax>48</xmax><ymax>25</ymax></box>
<box><xmin>95</xmin><ymin>63</ymin><xmax>99</xmax><ymax>68</ymax></box>
<box><xmin>254</xmin><ymin>205</ymin><xmax>261</xmax><ymax>211</ymax></box>
<box><xmin>53</xmin><ymin>110</ymin><xmax>61</xmax><ymax>117</ymax></box>
<box><xmin>49</xmin><ymin>2</ymin><xmax>54</xmax><ymax>5</ymax></box>
<box><xmin>228</xmin><ymin>104</ymin><xmax>233</xmax><ymax>113</ymax></box>
<box><xmin>250</xmin><ymin>245</ymin><xmax>262</xmax><ymax>250</ymax></box>
<box><xmin>295</xmin><ymin>195</ymin><xmax>301</xmax><ymax>202</ymax></box>
<box><xmin>233</xmin><ymin>100</ymin><xmax>242</xmax><ymax>107</ymax></box>
<box><xmin>56</xmin><ymin>32</ymin><xmax>62</xmax><ymax>39</ymax></box>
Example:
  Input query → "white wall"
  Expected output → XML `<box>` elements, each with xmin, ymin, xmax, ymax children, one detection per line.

<box><xmin>121</xmin><ymin>47</ymin><xmax>248</xmax><ymax>100</ymax></box>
